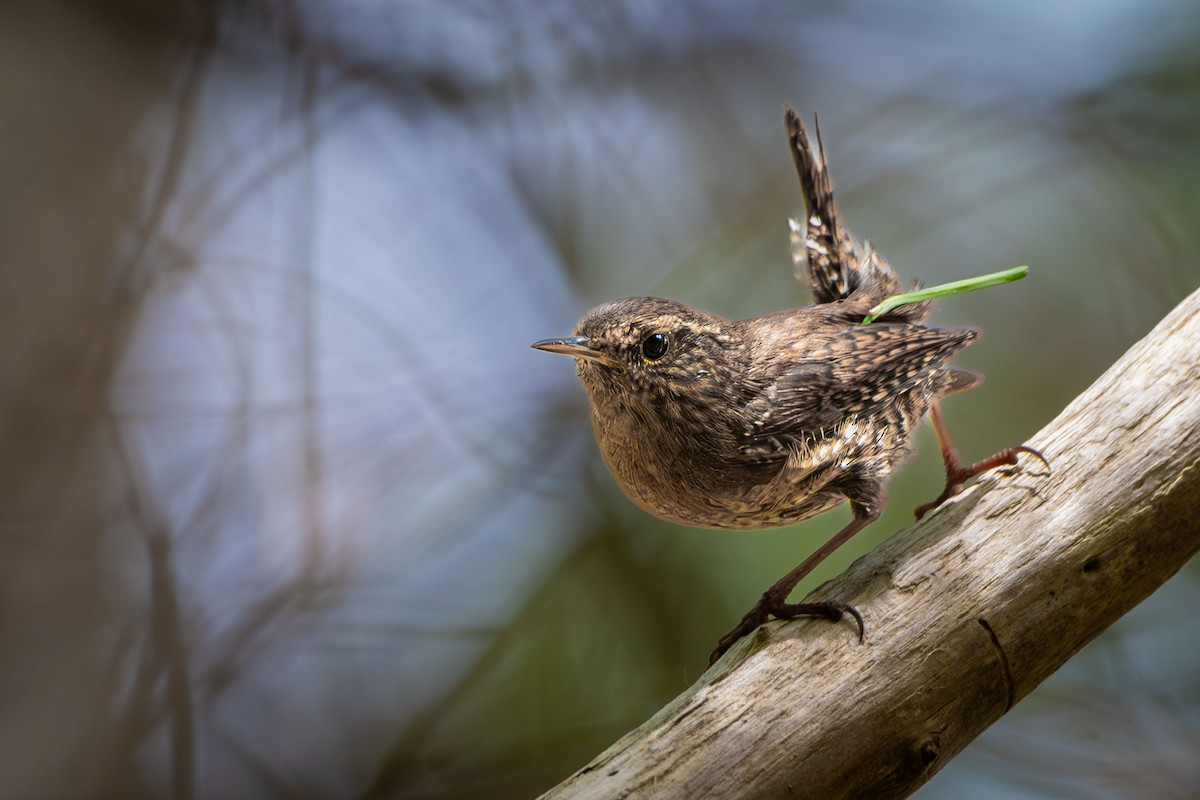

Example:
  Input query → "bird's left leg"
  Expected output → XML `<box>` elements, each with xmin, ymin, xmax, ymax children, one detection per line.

<box><xmin>708</xmin><ymin>498</ymin><xmax>880</xmax><ymax>666</ymax></box>
<box><xmin>914</xmin><ymin>401</ymin><xmax>1048</xmax><ymax>520</ymax></box>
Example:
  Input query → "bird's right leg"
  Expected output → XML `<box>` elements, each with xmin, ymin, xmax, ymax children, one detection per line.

<box><xmin>708</xmin><ymin>500</ymin><xmax>880</xmax><ymax>666</ymax></box>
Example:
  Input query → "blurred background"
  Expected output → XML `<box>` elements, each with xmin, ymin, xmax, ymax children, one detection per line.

<box><xmin>2</xmin><ymin>1</ymin><xmax>1198</xmax><ymax>798</ymax></box>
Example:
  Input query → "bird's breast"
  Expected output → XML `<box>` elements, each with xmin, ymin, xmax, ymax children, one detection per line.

<box><xmin>587</xmin><ymin>399</ymin><xmax>743</xmax><ymax>524</ymax></box>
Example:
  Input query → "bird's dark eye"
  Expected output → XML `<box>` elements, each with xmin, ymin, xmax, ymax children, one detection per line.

<box><xmin>641</xmin><ymin>332</ymin><xmax>669</xmax><ymax>361</ymax></box>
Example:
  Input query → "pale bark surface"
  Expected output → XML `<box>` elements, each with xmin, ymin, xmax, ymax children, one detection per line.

<box><xmin>541</xmin><ymin>287</ymin><xmax>1200</xmax><ymax>800</ymax></box>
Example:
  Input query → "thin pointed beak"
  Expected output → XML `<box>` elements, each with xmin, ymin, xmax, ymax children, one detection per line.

<box><xmin>531</xmin><ymin>336</ymin><xmax>623</xmax><ymax>371</ymax></box>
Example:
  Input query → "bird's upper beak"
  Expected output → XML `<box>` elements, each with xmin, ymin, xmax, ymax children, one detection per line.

<box><xmin>530</xmin><ymin>336</ymin><xmax>624</xmax><ymax>371</ymax></box>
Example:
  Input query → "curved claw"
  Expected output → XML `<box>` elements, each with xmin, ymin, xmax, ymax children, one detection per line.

<box><xmin>1012</xmin><ymin>444</ymin><xmax>1051</xmax><ymax>474</ymax></box>
<box><xmin>708</xmin><ymin>599</ymin><xmax>865</xmax><ymax>666</ymax></box>
<box><xmin>775</xmin><ymin>601</ymin><xmax>864</xmax><ymax>642</ymax></box>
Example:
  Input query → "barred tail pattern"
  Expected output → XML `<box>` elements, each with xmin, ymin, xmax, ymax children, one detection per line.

<box><xmin>785</xmin><ymin>106</ymin><xmax>906</xmax><ymax>314</ymax></box>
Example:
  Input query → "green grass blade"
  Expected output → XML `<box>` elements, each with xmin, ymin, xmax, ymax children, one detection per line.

<box><xmin>862</xmin><ymin>265</ymin><xmax>1029</xmax><ymax>324</ymax></box>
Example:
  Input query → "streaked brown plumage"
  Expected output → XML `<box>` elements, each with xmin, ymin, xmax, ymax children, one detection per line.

<box><xmin>533</xmin><ymin>106</ymin><xmax>1042</xmax><ymax>665</ymax></box>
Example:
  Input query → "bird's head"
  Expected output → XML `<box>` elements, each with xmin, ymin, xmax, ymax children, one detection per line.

<box><xmin>532</xmin><ymin>297</ymin><xmax>737</xmax><ymax>413</ymax></box>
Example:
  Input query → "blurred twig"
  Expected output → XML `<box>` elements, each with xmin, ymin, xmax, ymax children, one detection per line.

<box><xmin>112</xmin><ymin>424</ymin><xmax>194</xmax><ymax>800</ymax></box>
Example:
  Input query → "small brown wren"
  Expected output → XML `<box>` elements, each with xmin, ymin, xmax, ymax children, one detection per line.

<box><xmin>533</xmin><ymin>106</ymin><xmax>1043</xmax><ymax>666</ymax></box>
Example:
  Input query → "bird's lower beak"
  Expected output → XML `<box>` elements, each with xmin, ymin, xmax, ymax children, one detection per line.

<box><xmin>531</xmin><ymin>336</ymin><xmax>623</xmax><ymax>371</ymax></box>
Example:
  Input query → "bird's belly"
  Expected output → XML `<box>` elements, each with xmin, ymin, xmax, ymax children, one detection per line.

<box><xmin>590</xmin><ymin>410</ymin><xmax>848</xmax><ymax>530</ymax></box>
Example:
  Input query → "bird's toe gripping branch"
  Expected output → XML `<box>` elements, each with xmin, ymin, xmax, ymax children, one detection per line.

<box><xmin>914</xmin><ymin>403</ymin><xmax>1051</xmax><ymax>521</ymax></box>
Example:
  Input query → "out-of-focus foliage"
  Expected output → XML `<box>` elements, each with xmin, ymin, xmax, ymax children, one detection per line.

<box><xmin>1</xmin><ymin>1</ymin><xmax>1197</xmax><ymax>798</ymax></box>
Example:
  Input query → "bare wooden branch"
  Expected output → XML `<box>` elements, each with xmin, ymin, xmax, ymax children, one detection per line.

<box><xmin>541</xmin><ymin>287</ymin><xmax>1200</xmax><ymax>800</ymax></box>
